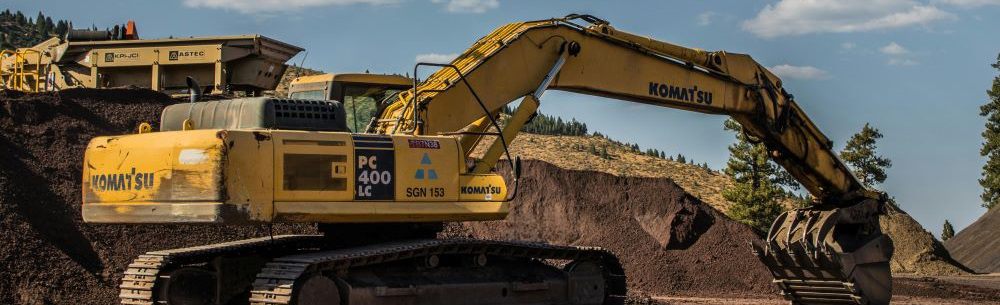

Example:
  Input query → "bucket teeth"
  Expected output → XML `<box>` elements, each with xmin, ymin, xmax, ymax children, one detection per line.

<box><xmin>756</xmin><ymin>206</ymin><xmax>893</xmax><ymax>305</ymax></box>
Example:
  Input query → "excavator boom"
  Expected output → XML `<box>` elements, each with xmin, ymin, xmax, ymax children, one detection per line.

<box><xmin>374</xmin><ymin>15</ymin><xmax>871</xmax><ymax>204</ymax></box>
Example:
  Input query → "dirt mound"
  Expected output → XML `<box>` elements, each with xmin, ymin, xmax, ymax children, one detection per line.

<box><xmin>945</xmin><ymin>206</ymin><xmax>1000</xmax><ymax>273</ymax></box>
<box><xmin>443</xmin><ymin>160</ymin><xmax>778</xmax><ymax>297</ymax></box>
<box><xmin>0</xmin><ymin>89</ymin><xmax>310</xmax><ymax>304</ymax></box>
<box><xmin>880</xmin><ymin>204</ymin><xmax>971</xmax><ymax>276</ymax></box>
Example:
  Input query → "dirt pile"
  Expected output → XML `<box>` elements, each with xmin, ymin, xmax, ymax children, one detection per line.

<box><xmin>880</xmin><ymin>204</ymin><xmax>971</xmax><ymax>275</ymax></box>
<box><xmin>0</xmin><ymin>89</ymin><xmax>310</xmax><ymax>305</ymax></box>
<box><xmin>443</xmin><ymin>160</ymin><xmax>778</xmax><ymax>298</ymax></box>
<box><xmin>945</xmin><ymin>206</ymin><xmax>1000</xmax><ymax>273</ymax></box>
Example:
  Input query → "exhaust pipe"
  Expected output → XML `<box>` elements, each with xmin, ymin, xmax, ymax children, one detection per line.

<box><xmin>186</xmin><ymin>76</ymin><xmax>202</xmax><ymax>103</ymax></box>
<box><xmin>182</xmin><ymin>76</ymin><xmax>203</xmax><ymax>130</ymax></box>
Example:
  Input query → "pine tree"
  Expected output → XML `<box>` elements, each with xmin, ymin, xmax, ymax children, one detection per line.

<box><xmin>840</xmin><ymin>123</ymin><xmax>892</xmax><ymax>186</ymax></box>
<box><xmin>980</xmin><ymin>54</ymin><xmax>1000</xmax><ymax>210</ymax></box>
<box><xmin>721</xmin><ymin>119</ymin><xmax>798</xmax><ymax>231</ymax></box>
<box><xmin>34</xmin><ymin>12</ymin><xmax>46</xmax><ymax>37</ymax></box>
<box><xmin>44</xmin><ymin>17</ymin><xmax>53</xmax><ymax>35</ymax></box>
<box><xmin>941</xmin><ymin>220</ymin><xmax>956</xmax><ymax>241</ymax></box>
<box><xmin>724</xmin><ymin>182</ymin><xmax>785</xmax><ymax>230</ymax></box>
<box><xmin>55</xmin><ymin>20</ymin><xmax>68</xmax><ymax>36</ymax></box>
<box><xmin>676</xmin><ymin>154</ymin><xmax>686</xmax><ymax>163</ymax></box>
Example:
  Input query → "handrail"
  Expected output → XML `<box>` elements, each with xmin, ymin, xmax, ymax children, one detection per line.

<box><xmin>0</xmin><ymin>48</ymin><xmax>49</xmax><ymax>92</ymax></box>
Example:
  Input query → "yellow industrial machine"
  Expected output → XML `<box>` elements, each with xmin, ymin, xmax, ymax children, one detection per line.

<box><xmin>1</xmin><ymin>24</ymin><xmax>302</xmax><ymax>94</ymax></box>
<box><xmin>83</xmin><ymin>14</ymin><xmax>893</xmax><ymax>305</ymax></box>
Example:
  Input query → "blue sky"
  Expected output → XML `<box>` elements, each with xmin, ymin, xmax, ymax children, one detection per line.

<box><xmin>7</xmin><ymin>0</ymin><xmax>1000</xmax><ymax>235</ymax></box>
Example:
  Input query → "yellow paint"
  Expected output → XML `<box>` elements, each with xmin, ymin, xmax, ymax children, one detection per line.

<box><xmin>82</xmin><ymin>129</ymin><xmax>223</xmax><ymax>204</ymax></box>
<box><xmin>82</xmin><ymin>129</ymin><xmax>511</xmax><ymax>224</ymax></box>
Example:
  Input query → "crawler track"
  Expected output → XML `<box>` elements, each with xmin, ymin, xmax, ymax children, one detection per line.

<box><xmin>120</xmin><ymin>237</ymin><xmax>626</xmax><ymax>305</ymax></box>
<box><xmin>119</xmin><ymin>235</ymin><xmax>323</xmax><ymax>305</ymax></box>
<box><xmin>248</xmin><ymin>239</ymin><xmax>627</xmax><ymax>305</ymax></box>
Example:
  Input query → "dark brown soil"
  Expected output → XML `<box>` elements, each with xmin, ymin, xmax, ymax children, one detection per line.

<box><xmin>443</xmin><ymin>160</ymin><xmax>779</xmax><ymax>298</ymax></box>
<box><xmin>894</xmin><ymin>277</ymin><xmax>1000</xmax><ymax>302</ymax></box>
<box><xmin>0</xmin><ymin>89</ymin><xmax>310</xmax><ymax>305</ymax></box>
<box><xmin>945</xmin><ymin>206</ymin><xmax>1000</xmax><ymax>273</ymax></box>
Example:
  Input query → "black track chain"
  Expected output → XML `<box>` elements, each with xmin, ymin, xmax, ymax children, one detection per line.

<box><xmin>249</xmin><ymin>239</ymin><xmax>628</xmax><ymax>305</ymax></box>
<box><xmin>119</xmin><ymin>235</ymin><xmax>324</xmax><ymax>305</ymax></box>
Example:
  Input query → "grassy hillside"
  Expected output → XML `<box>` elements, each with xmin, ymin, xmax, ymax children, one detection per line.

<box><xmin>1</xmin><ymin>10</ymin><xmax>71</xmax><ymax>50</ymax></box>
<box><xmin>472</xmin><ymin>133</ymin><xmax>735</xmax><ymax>212</ymax></box>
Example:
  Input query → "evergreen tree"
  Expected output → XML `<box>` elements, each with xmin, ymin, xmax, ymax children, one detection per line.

<box><xmin>840</xmin><ymin>123</ymin><xmax>892</xmax><ymax>186</ymax></box>
<box><xmin>724</xmin><ymin>182</ymin><xmax>785</xmax><ymax>230</ymax></box>
<box><xmin>44</xmin><ymin>16</ymin><xmax>53</xmax><ymax>34</ymax></box>
<box><xmin>980</xmin><ymin>54</ymin><xmax>1000</xmax><ymax>210</ymax></box>
<box><xmin>676</xmin><ymin>154</ymin><xmax>686</xmax><ymax>163</ymax></box>
<box><xmin>941</xmin><ymin>220</ymin><xmax>956</xmax><ymax>241</ymax></box>
<box><xmin>55</xmin><ymin>20</ymin><xmax>68</xmax><ymax>36</ymax></box>
<box><xmin>35</xmin><ymin>12</ymin><xmax>46</xmax><ymax>36</ymax></box>
<box><xmin>721</xmin><ymin>119</ymin><xmax>798</xmax><ymax>231</ymax></box>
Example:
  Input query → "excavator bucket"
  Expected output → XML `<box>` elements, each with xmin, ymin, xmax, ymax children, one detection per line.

<box><xmin>753</xmin><ymin>200</ymin><xmax>893</xmax><ymax>305</ymax></box>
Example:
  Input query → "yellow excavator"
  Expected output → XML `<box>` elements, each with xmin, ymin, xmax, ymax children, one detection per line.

<box><xmin>82</xmin><ymin>14</ymin><xmax>893</xmax><ymax>305</ymax></box>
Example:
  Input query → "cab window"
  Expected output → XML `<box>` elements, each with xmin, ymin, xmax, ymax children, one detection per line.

<box><xmin>289</xmin><ymin>90</ymin><xmax>326</xmax><ymax>100</ymax></box>
<box><xmin>343</xmin><ymin>85</ymin><xmax>405</xmax><ymax>133</ymax></box>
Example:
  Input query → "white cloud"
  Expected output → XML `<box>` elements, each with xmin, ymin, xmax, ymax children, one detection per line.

<box><xmin>696</xmin><ymin>11</ymin><xmax>717</xmax><ymax>26</ymax></box>
<box><xmin>415</xmin><ymin>53</ymin><xmax>459</xmax><ymax>64</ymax></box>
<box><xmin>880</xmin><ymin>42</ymin><xmax>909</xmax><ymax>55</ymax></box>
<box><xmin>934</xmin><ymin>0</ymin><xmax>1000</xmax><ymax>7</ymax></box>
<box><xmin>841</xmin><ymin>42</ymin><xmax>857</xmax><ymax>50</ymax></box>
<box><xmin>742</xmin><ymin>0</ymin><xmax>957</xmax><ymax>39</ymax></box>
<box><xmin>431</xmin><ymin>0</ymin><xmax>498</xmax><ymax>13</ymax></box>
<box><xmin>769</xmin><ymin>65</ymin><xmax>831</xmax><ymax>80</ymax></box>
<box><xmin>182</xmin><ymin>0</ymin><xmax>397</xmax><ymax>13</ymax></box>
<box><xmin>888</xmin><ymin>58</ymin><xmax>919</xmax><ymax>66</ymax></box>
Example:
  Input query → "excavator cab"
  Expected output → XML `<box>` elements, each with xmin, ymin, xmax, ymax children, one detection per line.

<box><xmin>287</xmin><ymin>73</ymin><xmax>412</xmax><ymax>132</ymax></box>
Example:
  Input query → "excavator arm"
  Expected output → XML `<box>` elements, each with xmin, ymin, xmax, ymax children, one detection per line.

<box><xmin>374</xmin><ymin>14</ymin><xmax>894</xmax><ymax>304</ymax></box>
